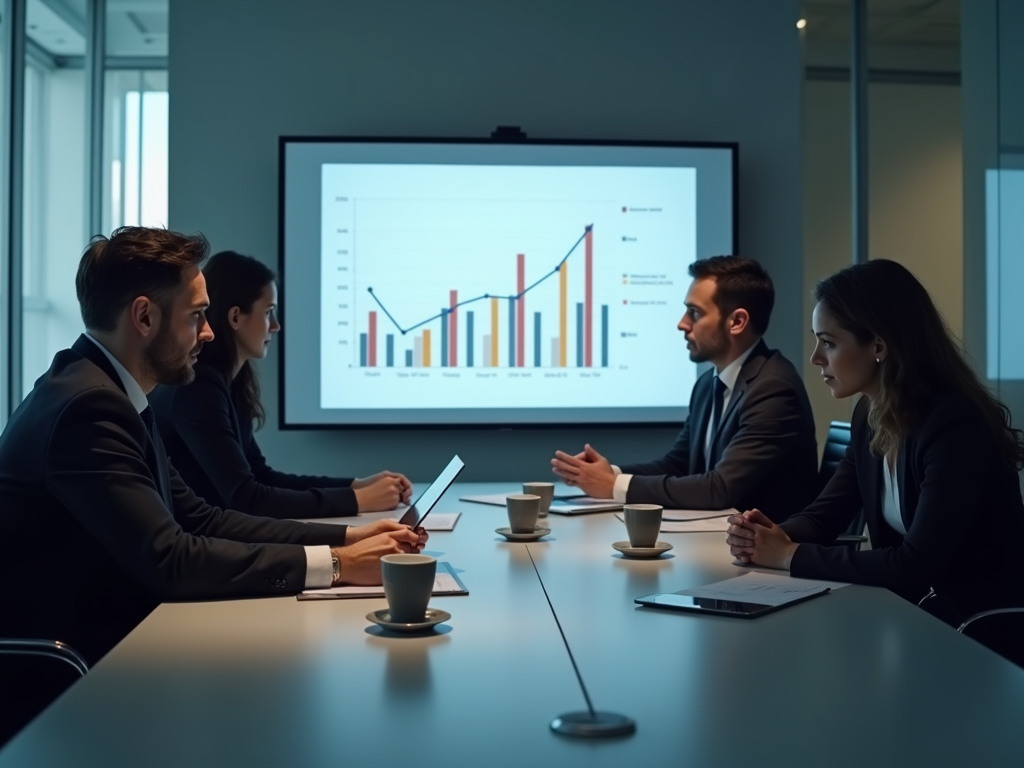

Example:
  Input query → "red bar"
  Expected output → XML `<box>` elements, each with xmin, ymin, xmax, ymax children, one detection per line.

<box><xmin>368</xmin><ymin>311</ymin><xmax>377</xmax><ymax>367</ymax></box>
<box><xmin>584</xmin><ymin>227</ymin><xmax>593</xmax><ymax>367</ymax></box>
<box><xmin>517</xmin><ymin>254</ymin><xmax>525</xmax><ymax>367</ymax></box>
<box><xmin>449</xmin><ymin>290</ymin><xmax>458</xmax><ymax>367</ymax></box>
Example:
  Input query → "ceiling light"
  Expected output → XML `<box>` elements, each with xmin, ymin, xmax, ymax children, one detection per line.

<box><xmin>796</xmin><ymin>18</ymin><xmax>807</xmax><ymax>29</ymax></box>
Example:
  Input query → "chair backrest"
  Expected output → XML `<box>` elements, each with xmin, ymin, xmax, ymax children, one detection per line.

<box><xmin>817</xmin><ymin>421</ymin><xmax>865</xmax><ymax>539</ymax></box>
<box><xmin>0</xmin><ymin>640</ymin><xmax>88</xmax><ymax>747</ymax></box>
<box><xmin>818</xmin><ymin>421</ymin><xmax>852</xmax><ymax>491</ymax></box>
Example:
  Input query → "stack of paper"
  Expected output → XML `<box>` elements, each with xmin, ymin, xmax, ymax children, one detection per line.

<box><xmin>615</xmin><ymin>509</ymin><xmax>734</xmax><ymax>532</ymax></box>
<box><xmin>676</xmin><ymin>572</ymin><xmax>851</xmax><ymax>606</ymax></box>
<box><xmin>300</xmin><ymin>510</ymin><xmax>461</xmax><ymax>531</ymax></box>
<box><xmin>298</xmin><ymin>562</ymin><xmax>468</xmax><ymax>600</ymax></box>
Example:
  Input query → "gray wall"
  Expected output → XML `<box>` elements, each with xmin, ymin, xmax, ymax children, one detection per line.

<box><xmin>803</xmin><ymin>79</ymin><xmax>963</xmax><ymax>454</ymax></box>
<box><xmin>168</xmin><ymin>0</ymin><xmax>803</xmax><ymax>481</ymax></box>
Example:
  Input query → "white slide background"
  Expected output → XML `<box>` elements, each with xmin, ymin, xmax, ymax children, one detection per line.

<box><xmin>319</xmin><ymin>163</ymin><xmax>697</xmax><ymax>410</ymax></box>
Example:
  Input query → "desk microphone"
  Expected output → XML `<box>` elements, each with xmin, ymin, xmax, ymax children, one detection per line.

<box><xmin>524</xmin><ymin>545</ymin><xmax>636</xmax><ymax>738</ymax></box>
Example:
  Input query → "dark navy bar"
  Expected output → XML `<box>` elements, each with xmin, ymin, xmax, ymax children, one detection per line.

<box><xmin>359</xmin><ymin>333</ymin><xmax>367</xmax><ymax>367</ymax></box>
<box><xmin>440</xmin><ymin>310</ymin><xmax>448</xmax><ymax>368</ymax></box>
<box><xmin>576</xmin><ymin>302</ymin><xmax>583</xmax><ymax>367</ymax></box>
<box><xmin>386</xmin><ymin>334</ymin><xmax>394</xmax><ymax>367</ymax></box>
<box><xmin>508</xmin><ymin>298</ymin><xmax>516</xmax><ymax>367</ymax></box>
<box><xmin>601</xmin><ymin>305</ymin><xmax>609</xmax><ymax>367</ymax></box>
<box><xmin>534</xmin><ymin>312</ymin><xmax>541</xmax><ymax>367</ymax></box>
<box><xmin>467</xmin><ymin>311</ymin><xmax>475</xmax><ymax>368</ymax></box>
<box><xmin>405</xmin><ymin>349</ymin><xmax>413</xmax><ymax>367</ymax></box>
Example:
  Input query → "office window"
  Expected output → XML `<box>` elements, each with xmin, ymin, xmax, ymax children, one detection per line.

<box><xmin>986</xmin><ymin>163</ymin><xmax>1024</xmax><ymax>380</ymax></box>
<box><xmin>103</xmin><ymin>71</ymin><xmax>169</xmax><ymax>232</ymax></box>
<box><xmin>21</xmin><ymin>18</ymin><xmax>87</xmax><ymax>397</ymax></box>
<box><xmin>14</xmin><ymin>0</ymin><xmax>167</xmax><ymax>399</ymax></box>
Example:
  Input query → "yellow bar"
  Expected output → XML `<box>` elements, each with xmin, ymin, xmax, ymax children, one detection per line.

<box><xmin>559</xmin><ymin>262</ymin><xmax>567</xmax><ymax>367</ymax></box>
<box><xmin>423</xmin><ymin>330</ymin><xmax>431</xmax><ymax>367</ymax></box>
<box><xmin>490</xmin><ymin>298</ymin><xmax>499</xmax><ymax>367</ymax></box>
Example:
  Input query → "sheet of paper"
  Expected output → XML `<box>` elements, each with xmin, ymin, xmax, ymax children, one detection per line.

<box><xmin>677</xmin><ymin>572</ymin><xmax>850</xmax><ymax>606</ymax></box>
<box><xmin>421</xmin><ymin>512</ymin><xmax>460</xmax><ymax>531</ymax></box>
<box><xmin>306</xmin><ymin>508</ymin><xmax>457</xmax><ymax>531</ymax></box>
<box><xmin>549</xmin><ymin>499</ymin><xmax>621</xmax><ymax>513</ymax></box>
<box><xmin>615</xmin><ymin>513</ymin><xmax>730</xmax><ymax>532</ymax></box>
<box><xmin>662</xmin><ymin>508</ymin><xmax>737</xmax><ymax>521</ymax></box>
<box><xmin>461</xmin><ymin>493</ymin><xmax>620</xmax><ymax>513</ymax></box>
<box><xmin>300</xmin><ymin>570</ymin><xmax>464</xmax><ymax>598</ymax></box>
<box><xmin>735</xmin><ymin>568</ymin><xmax>852</xmax><ymax>590</ymax></box>
<box><xmin>660</xmin><ymin>518</ymin><xmax>731</xmax><ymax>533</ymax></box>
<box><xmin>459</xmin><ymin>493</ymin><xmax>509</xmax><ymax>506</ymax></box>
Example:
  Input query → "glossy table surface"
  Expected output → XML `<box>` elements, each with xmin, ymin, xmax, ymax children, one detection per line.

<box><xmin>3</xmin><ymin>483</ymin><xmax>1024</xmax><ymax>767</ymax></box>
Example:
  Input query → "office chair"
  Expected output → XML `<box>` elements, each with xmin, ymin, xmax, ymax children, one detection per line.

<box><xmin>0</xmin><ymin>639</ymin><xmax>89</xmax><ymax>747</ymax></box>
<box><xmin>956</xmin><ymin>609</ymin><xmax>1024</xmax><ymax>668</ymax></box>
<box><xmin>917</xmin><ymin>592</ymin><xmax>1024</xmax><ymax>668</ymax></box>
<box><xmin>818</xmin><ymin>421</ymin><xmax>868</xmax><ymax>548</ymax></box>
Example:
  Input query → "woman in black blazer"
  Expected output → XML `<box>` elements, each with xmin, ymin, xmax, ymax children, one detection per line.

<box><xmin>151</xmin><ymin>251</ymin><xmax>412</xmax><ymax>519</ymax></box>
<box><xmin>727</xmin><ymin>259</ymin><xmax>1024</xmax><ymax>623</ymax></box>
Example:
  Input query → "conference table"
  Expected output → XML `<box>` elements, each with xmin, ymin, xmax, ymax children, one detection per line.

<box><xmin>3</xmin><ymin>483</ymin><xmax>1024</xmax><ymax>767</ymax></box>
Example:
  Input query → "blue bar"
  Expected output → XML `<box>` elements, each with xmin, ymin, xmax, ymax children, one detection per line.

<box><xmin>508</xmin><ymin>298</ymin><xmax>516</xmax><ymax>367</ymax></box>
<box><xmin>576</xmin><ymin>303</ymin><xmax>584</xmax><ymax>367</ymax></box>
<box><xmin>467</xmin><ymin>311</ymin><xmax>474</xmax><ymax>368</ymax></box>
<box><xmin>601</xmin><ymin>305</ymin><xmax>609</xmax><ymax>367</ymax></box>
<box><xmin>386</xmin><ymin>335</ymin><xmax>394</xmax><ymax>367</ymax></box>
<box><xmin>359</xmin><ymin>333</ymin><xmax>367</xmax><ymax>367</ymax></box>
<box><xmin>534</xmin><ymin>312</ymin><xmax>541</xmax><ymax>367</ymax></box>
<box><xmin>405</xmin><ymin>349</ymin><xmax>413</xmax><ymax>367</ymax></box>
<box><xmin>440</xmin><ymin>309</ymin><xmax>448</xmax><ymax>368</ymax></box>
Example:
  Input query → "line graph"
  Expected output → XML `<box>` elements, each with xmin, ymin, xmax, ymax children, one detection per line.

<box><xmin>356</xmin><ymin>224</ymin><xmax>609</xmax><ymax>369</ymax></box>
<box><xmin>366</xmin><ymin>226</ymin><xmax>591</xmax><ymax>335</ymax></box>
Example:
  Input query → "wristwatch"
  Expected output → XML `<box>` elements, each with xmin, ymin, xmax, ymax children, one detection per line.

<box><xmin>331</xmin><ymin>554</ymin><xmax>341</xmax><ymax>585</ymax></box>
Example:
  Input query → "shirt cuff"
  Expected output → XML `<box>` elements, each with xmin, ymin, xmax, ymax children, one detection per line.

<box><xmin>304</xmin><ymin>545</ymin><xmax>334</xmax><ymax>589</ymax></box>
<box><xmin>613</xmin><ymin>473</ymin><xmax>632</xmax><ymax>503</ymax></box>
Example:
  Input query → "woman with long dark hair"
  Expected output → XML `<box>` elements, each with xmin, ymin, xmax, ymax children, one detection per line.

<box><xmin>727</xmin><ymin>259</ymin><xmax>1024</xmax><ymax>623</ymax></box>
<box><xmin>151</xmin><ymin>251</ymin><xmax>412</xmax><ymax>518</ymax></box>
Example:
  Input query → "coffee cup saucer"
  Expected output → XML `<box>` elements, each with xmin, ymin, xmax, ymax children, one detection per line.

<box><xmin>366</xmin><ymin>607</ymin><xmax>452</xmax><ymax>633</ymax></box>
<box><xmin>612</xmin><ymin>540</ymin><xmax>674</xmax><ymax>559</ymax></box>
<box><xmin>495</xmin><ymin>526</ymin><xmax>551</xmax><ymax>542</ymax></box>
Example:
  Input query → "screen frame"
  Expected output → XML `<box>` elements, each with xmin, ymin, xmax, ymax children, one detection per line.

<box><xmin>277</xmin><ymin>135</ymin><xmax>739</xmax><ymax>431</ymax></box>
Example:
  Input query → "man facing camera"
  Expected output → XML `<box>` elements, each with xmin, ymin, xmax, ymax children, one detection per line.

<box><xmin>552</xmin><ymin>256</ymin><xmax>817</xmax><ymax>522</ymax></box>
<box><xmin>0</xmin><ymin>227</ymin><xmax>424</xmax><ymax>666</ymax></box>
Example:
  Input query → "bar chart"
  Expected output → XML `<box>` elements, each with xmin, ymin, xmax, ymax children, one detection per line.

<box><xmin>318</xmin><ymin>161</ymin><xmax>698</xmax><ymax>412</ymax></box>
<box><xmin>356</xmin><ymin>225</ymin><xmax>611</xmax><ymax>370</ymax></box>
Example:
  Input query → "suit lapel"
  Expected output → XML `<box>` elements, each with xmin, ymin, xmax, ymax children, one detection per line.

<box><xmin>896</xmin><ymin>443</ymin><xmax>910</xmax><ymax>533</ymax></box>
<box><xmin>71</xmin><ymin>335</ymin><xmax>171</xmax><ymax>507</ymax></box>
<box><xmin>707</xmin><ymin>340</ymin><xmax>769</xmax><ymax>463</ymax></box>
<box><xmin>150</xmin><ymin>425</ymin><xmax>173</xmax><ymax>508</ymax></box>
<box><xmin>689</xmin><ymin>372</ymin><xmax>715</xmax><ymax>474</ymax></box>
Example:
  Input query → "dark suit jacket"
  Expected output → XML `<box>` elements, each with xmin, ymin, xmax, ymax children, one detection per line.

<box><xmin>0</xmin><ymin>336</ymin><xmax>348</xmax><ymax>665</ymax></box>
<box><xmin>783</xmin><ymin>394</ymin><xmax>1024</xmax><ymax>620</ymax></box>
<box><xmin>150</xmin><ymin>364</ymin><xmax>357</xmax><ymax>519</ymax></box>
<box><xmin>619</xmin><ymin>340</ymin><xmax>818</xmax><ymax>522</ymax></box>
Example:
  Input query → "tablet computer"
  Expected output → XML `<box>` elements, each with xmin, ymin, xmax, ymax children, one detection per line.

<box><xmin>633</xmin><ymin>588</ymin><xmax>830</xmax><ymax>619</ymax></box>
<box><xmin>397</xmin><ymin>455</ymin><xmax>465</xmax><ymax>529</ymax></box>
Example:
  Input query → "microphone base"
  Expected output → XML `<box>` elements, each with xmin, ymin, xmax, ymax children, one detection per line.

<box><xmin>550</xmin><ymin>711</ymin><xmax>636</xmax><ymax>738</ymax></box>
